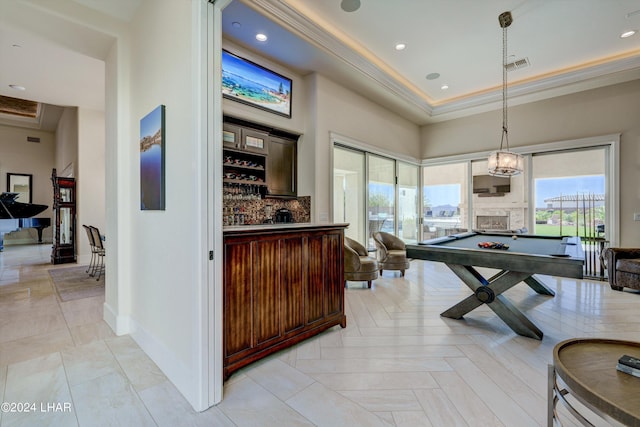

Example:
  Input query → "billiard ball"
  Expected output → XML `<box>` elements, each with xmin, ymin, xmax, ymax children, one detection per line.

<box><xmin>512</xmin><ymin>235</ymin><xmax>518</xmax><ymax>240</ymax></box>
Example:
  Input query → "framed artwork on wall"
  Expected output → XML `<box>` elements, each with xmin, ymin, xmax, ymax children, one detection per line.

<box><xmin>222</xmin><ymin>49</ymin><xmax>292</xmax><ymax>118</ymax></box>
<box><xmin>6</xmin><ymin>173</ymin><xmax>32</xmax><ymax>203</ymax></box>
<box><xmin>140</xmin><ymin>105</ymin><xmax>166</xmax><ymax>210</ymax></box>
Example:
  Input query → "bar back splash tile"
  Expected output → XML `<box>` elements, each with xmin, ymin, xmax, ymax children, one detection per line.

<box><xmin>224</xmin><ymin>196</ymin><xmax>310</xmax><ymax>225</ymax></box>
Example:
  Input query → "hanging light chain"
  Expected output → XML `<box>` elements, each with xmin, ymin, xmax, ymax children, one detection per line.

<box><xmin>490</xmin><ymin>11</ymin><xmax>522</xmax><ymax>177</ymax></box>
<box><xmin>502</xmin><ymin>22</ymin><xmax>508</xmax><ymax>150</ymax></box>
<box><xmin>500</xmin><ymin>12</ymin><xmax>511</xmax><ymax>152</ymax></box>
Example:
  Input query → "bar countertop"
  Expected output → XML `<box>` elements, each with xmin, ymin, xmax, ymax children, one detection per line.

<box><xmin>223</xmin><ymin>222</ymin><xmax>349</xmax><ymax>235</ymax></box>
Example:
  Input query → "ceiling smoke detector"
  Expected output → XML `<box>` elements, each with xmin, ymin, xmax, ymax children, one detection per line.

<box><xmin>340</xmin><ymin>0</ymin><xmax>361</xmax><ymax>13</ymax></box>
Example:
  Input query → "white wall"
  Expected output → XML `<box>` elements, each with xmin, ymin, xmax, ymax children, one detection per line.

<box><xmin>421</xmin><ymin>79</ymin><xmax>640</xmax><ymax>246</ymax></box>
<box><xmin>77</xmin><ymin>108</ymin><xmax>106</xmax><ymax>263</ymax></box>
<box><xmin>114</xmin><ymin>0</ymin><xmax>208</xmax><ymax>411</ymax></box>
<box><xmin>55</xmin><ymin>107</ymin><xmax>78</xmax><ymax>177</ymax></box>
<box><xmin>0</xmin><ymin>125</ymin><xmax>55</xmax><ymax>244</ymax></box>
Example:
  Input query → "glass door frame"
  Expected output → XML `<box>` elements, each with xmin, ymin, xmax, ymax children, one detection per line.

<box><xmin>397</xmin><ymin>161</ymin><xmax>420</xmax><ymax>243</ymax></box>
<box><xmin>366</xmin><ymin>152</ymin><xmax>397</xmax><ymax>240</ymax></box>
<box><xmin>332</xmin><ymin>144</ymin><xmax>367</xmax><ymax>244</ymax></box>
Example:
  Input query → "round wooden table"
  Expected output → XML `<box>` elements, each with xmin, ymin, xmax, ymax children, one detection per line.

<box><xmin>549</xmin><ymin>338</ymin><xmax>640</xmax><ymax>426</ymax></box>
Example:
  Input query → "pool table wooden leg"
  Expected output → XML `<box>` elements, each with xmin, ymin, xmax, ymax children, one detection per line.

<box><xmin>441</xmin><ymin>293</ymin><xmax>484</xmax><ymax>319</ymax></box>
<box><xmin>441</xmin><ymin>264</ymin><xmax>544</xmax><ymax>339</ymax></box>
<box><xmin>488</xmin><ymin>295</ymin><xmax>544</xmax><ymax>340</ymax></box>
<box><xmin>524</xmin><ymin>275</ymin><xmax>555</xmax><ymax>296</ymax></box>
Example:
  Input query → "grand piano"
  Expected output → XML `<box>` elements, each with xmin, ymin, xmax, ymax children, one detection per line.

<box><xmin>0</xmin><ymin>192</ymin><xmax>51</xmax><ymax>251</ymax></box>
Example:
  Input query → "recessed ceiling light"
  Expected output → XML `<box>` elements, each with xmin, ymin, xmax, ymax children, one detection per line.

<box><xmin>620</xmin><ymin>30</ymin><xmax>637</xmax><ymax>38</ymax></box>
<box><xmin>441</xmin><ymin>84</ymin><xmax>449</xmax><ymax>90</ymax></box>
<box><xmin>395</xmin><ymin>43</ymin><xmax>406</xmax><ymax>51</ymax></box>
<box><xmin>232</xmin><ymin>22</ymin><xmax>241</xmax><ymax>28</ymax></box>
<box><xmin>256</xmin><ymin>33</ymin><xmax>267</xmax><ymax>42</ymax></box>
<box><xmin>9</xmin><ymin>84</ymin><xmax>26</xmax><ymax>91</ymax></box>
<box><xmin>426</xmin><ymin>73</ymin><xmax>440</xmax><ymax>80</ymax></box>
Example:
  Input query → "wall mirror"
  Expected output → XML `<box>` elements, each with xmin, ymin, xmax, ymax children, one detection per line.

<box><xmin>7</xmin><ymin>173</ymin><xmax>32</xmax><ymax>203</ymax></box>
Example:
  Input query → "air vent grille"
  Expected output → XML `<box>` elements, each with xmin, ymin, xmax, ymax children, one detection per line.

<box><xmin>505</xmin><ymin>57</ymin><xmax>530</xmax><ymax>72</ymax></box>
<box><xmin>27</xmin><ymin>136</ymin><xmax>40</xmax><ymax>143</ymax></box>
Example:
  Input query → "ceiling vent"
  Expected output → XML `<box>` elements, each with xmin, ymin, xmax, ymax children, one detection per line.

<box><xmin>505</xmin><ymin>57</ymin><xmax>530</xmax><ymax>72</ymax></box>
<box><xmin>27</xmin><ymin>136</ymin><xmax>40</xmax><ymax>143</ymax></box>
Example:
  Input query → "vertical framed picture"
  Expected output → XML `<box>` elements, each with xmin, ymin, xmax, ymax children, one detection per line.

<box><xmin>140</xmin><ymin>105</ymin><xmax>165</xmax><ymax>210</ymax></box>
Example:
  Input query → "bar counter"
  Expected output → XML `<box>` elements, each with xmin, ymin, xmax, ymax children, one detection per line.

<box><xmin>223</xmin><ymin>222</ymin><xmax>348</xmax><ymax>379</ymax></box>
<box><xmin>223</xmin><ymin>222</ymin><xmax>349</xmax><ymax>233</ymax></box>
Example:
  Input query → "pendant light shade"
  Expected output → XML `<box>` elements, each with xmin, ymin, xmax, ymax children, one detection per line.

<box><xmin>488</xmin><ymin>150</ymin><xmax>524</xmax><ymax>176</ymax></box>
<box><xmin>488</xmin><ymin>11</ymin><xmax>524</xmax><ymax>177</ymax></box>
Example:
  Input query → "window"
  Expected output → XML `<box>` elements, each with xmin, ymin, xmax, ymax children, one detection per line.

<box><xmin>532</xmin><ymin>148</ymin><xmax>606</xmax><ymax>237</ymax></box>
<box><xmin>422</xmin><ymin>162</ymin><xmax>467</xmax><ymax>239</ymax></box>
<box><xmin>397</xmin><ymin>162</ymin><xmax>419</xmax><ymax>243</ymax></box>
<box><xmin>368</xmin><ymin>155</ymin><xmax>396</xmax><ymax>246</ymax></box>
<box><xmin>532</xmin><ymin>147</ymin><xmax>608</xmax><ymax>278</ymax></box>
<box><xmin>332</xmin><ymin>142</ymin><xmax>420</xmax><ymax>247</ymax></box>
<box><xmin>333</xmin><ymin>146</ymin><xmax>366</xmax><ymax>243</ymax></box>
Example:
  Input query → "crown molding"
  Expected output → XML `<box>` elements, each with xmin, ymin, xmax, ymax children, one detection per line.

<box><xmin>239</xmin><ymin>0</ymin><xmax>640</xmax><ymax>125</ymax></box>
<box><xmin>244</xmin><ymin>0</ymin><xmax>433</xmax><ymax>117</ymax></box>
<box><xmin>432</xmin><ymin>54</ymin><xmax>640</xmax><ymax>118</ymax></box>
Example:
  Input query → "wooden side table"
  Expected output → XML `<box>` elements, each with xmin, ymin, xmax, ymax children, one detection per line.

<box><xmin>548</xmin><ymin>338</ymin><xmax>640</xmax><ymax>426</ymax></box>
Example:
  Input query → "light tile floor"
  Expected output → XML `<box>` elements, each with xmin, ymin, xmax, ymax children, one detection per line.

<box><xmin>1</xmin><ymin>244</ymin><xmax>639</xmax><ymax>426</ymax></box>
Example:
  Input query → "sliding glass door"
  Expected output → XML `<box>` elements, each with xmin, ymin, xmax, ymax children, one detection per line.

<box><xmin>531</xmin><ymin>148</ymin><xmax>606</xmax><ymax>236</ymax></box>
<box><xmin>531</xmin><ymin>147</ymin><xmax>607</xmax><ymax>278</ymax></box>
<box><xmin>422</xmin><ymin>162</ymin><xmax>468</xmax><ymax>239</ymax></box>
<box><xmin>397</xmin><ymin>162</ymin><xmax>419</xmax><ymax>243</ymax></box>
<box><xmin>333</xmin><ymin>146</ymin><xmax>366</xmax><ymax>243</ymax></box>
<box><xmin>367</xmin><ymin>155</ymin><xmax>395</xmax><ymax>246</ymax></box>
<box><xmin>333</xmin><ymin>144</ymin><xmax>421</xmax><ymax>246</ymax></box>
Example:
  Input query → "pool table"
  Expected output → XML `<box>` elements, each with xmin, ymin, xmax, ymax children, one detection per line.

<box><xmin>406</xmin><ymin>232</ymin><xmax>584</xmax><ymax>340</ymax></box>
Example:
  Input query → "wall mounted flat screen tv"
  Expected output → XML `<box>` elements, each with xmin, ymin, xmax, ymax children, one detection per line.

<box><xmin>473</xmin><ymin>175</ymin><xmax>511</xmax><ymax>196</ymax></box>
<box><xmin>222</xmin><ymin>49</ymin><xmax>292</xmax><ymax>118</ymax></box>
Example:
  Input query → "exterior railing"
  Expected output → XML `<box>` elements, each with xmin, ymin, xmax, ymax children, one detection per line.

<box><xmin>582</xmin><ymin>236</ymin><xmax>608</xmax><ymax>280</ymax></box>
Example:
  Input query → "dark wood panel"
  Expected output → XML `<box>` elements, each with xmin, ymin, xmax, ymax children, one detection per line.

<box><xmin>324</xmin><ymin>232</ymin><xmax>344</xmax><ymax>317</ymax></box>
<box><xmin>254</xmin><ymin>239</ymin><xmax>281</xmax><ymax>345</ymax></box>
<box><xmin>305</xmin><ymin>235</ymin><xmax>325</xmax><ymax>324</ymax></box>
<box><xmin>281</xmin><ymin>236</ymin><xmax>305</xmax><ymax>333</ymax></box>
<box><xmin>267</xmin><ymin>135</ymin><xmax>297</xmax><ymax>197</ymax></box>
<box><xmin>224</xmin><ymin>241</ymin><xmax>253</xmax><ymax>357</ymax></box>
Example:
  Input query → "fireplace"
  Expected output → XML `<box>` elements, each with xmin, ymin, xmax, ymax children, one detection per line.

<box><xmin>476</xmin><ymin>215</ymin><xmax>509</xmax><ymax>231</ymax></box>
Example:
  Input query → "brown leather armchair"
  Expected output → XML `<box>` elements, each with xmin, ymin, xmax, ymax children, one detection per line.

<box><xmin>373</xmin><ymin>231</ymin><xmax>410</xmax><ymax>276</ymax></box>
<box><xmin>606</xmin><ymin>248</ymin><xmax>640</xmax><ymax>291</ymax></box>
<box><xmin>344</xmin><ymin>237</ymin><xmax>378</xmax><ymax>288</ymax></box>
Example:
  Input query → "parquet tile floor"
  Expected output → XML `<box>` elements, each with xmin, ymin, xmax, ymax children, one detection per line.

<box><xmin>1</xmin><ymin>244</ymin><xmax>638</xmax><ymax>426</ymax></box>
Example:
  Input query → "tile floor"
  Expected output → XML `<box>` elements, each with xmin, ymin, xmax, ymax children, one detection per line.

<box><xmin>1</xmin><ymin>243</ymin><xmax>639</xmax><ymax>426</ymax></box>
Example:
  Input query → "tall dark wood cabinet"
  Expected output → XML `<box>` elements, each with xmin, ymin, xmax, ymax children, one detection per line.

<box><xmin>51</xmin><ymin>169</ymin><xmax>76</xmax><ymax>264</ymax></box>
<box><xmin>223</xmin><ymin>224</ymin><xmax>347</xmax><ymax>379</ymax></box>
<box><xmin>267</xmin><ymin>135</ymin><xmax>297</xmax><ymax>197</ymax></box>
<box><xmin>223</xmin><ymin>116</ymin><xmax>298</xmax><ymax>199</ymax></box>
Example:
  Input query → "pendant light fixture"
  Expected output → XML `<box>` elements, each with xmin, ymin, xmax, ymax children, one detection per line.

<box><xmin>488</xmin><ymin>11</ymin><xmax>524</xmax><ymax>176</ymax></box>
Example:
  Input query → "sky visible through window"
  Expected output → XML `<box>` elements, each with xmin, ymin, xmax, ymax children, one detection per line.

<box><xmin>423</xmin><ymin>184</ymin><xmax>460</xmax><ymax>208</ymax></box>
<box><xmin>535</xmin><ymin>175</ymin><xmax>604</xmax><ymax>208</ymax></box>
<box><xmin>420</xmin><ymin>175</ymin><xmax>604</xmax><ymax>209</ymax></box>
